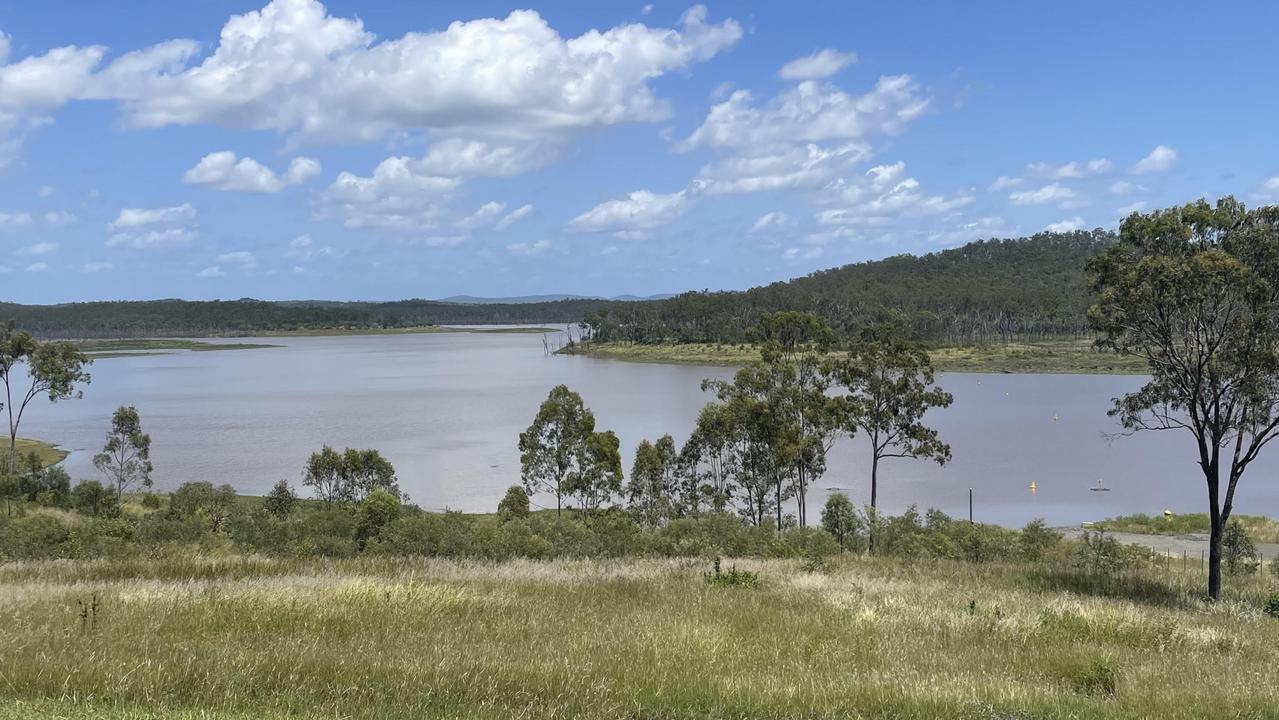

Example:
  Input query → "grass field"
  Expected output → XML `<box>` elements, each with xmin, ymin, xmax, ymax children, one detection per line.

<box><xmin>560</xmin><ymin>339</ymin><xmax>1150</xmax><ymax>375</ymax></box>
<box><xmin>0</xmin><ymin>555</ymin><xmax>1277</xmax><ymax>719</ymax></box>
<box><xmin>252</xmin><ymin>325</ymin><xmax>559</xmax><ymax>337</ymax></box>
<box><xmin>1098</xmin><ymin>513</ymin><xmax>1279</xmax><ymax>544</ymax></box>
<box><xmin>8</xmin><ymin>438</ymin><xmax>67</xmax><ymax>467</ymax></box>
<box><xmin>77</xmin><ymin>339</ymin><xmax>278</xmax><ymax>358</ymax></box>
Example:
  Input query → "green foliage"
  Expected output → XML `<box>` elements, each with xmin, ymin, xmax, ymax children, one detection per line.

<box><xmin>627</xmin><ymin>435</ymin><xmax>678</xmax><ymax>526</ymax></box>
<box><xmin>302</xmin><ymin>446</ymin><xmax>401</xmax><ymax>503</ymax></box>
<box><xmin>1074</xmin><ymin>531</ymin><xmax>1127</xmax><ymax>576</ymax></box>
<box><xmin>354</xmin><ymin>489</ymin><xmax>402</xmax><ymax>549</ymax></box>
<box><xmin>70</xmin><ymin>480</ymin><xmax>115</xmax><ymax>517</ymax></box>
<box><xmin>263</xmin><ymin>480</ymin><xmax>296</xmax><ymax>519</ymax></box>
<box><xmin>518</xmin><ymin>385</ymin><xmax>622</xmax><ymax>514</ymax></box>
<box><xmin>820</xmin><ymin>492</ymin><xmax>863</xmax><ymax>551</ymax></box>
<box><xmin>140</xmin><ymin>492</ymin><xmax>162</xmax><ymax>509</ymax></box>
<box><xmin>1059</xmin><ymin>657</ymin><xmax>1119</xmax><ymax>697</ymax></box>
<box><xmin>1222</xmin><ymin>520</ymin><xmax>1259</xmax><ymax>575</ymax></box>
<box><xmin>496</xmin><ymin>485</ymin><xmax>529</xmax><ymax>520</ymax></box>
<box><xmin>1019</xmin><ymin>519</ymin><xmax>1061</xmax><ymax>561</ymax></box>
<box><xmin>1264</xmin><ymin>593</ymin><xmax>1279</xmax><ymax>618</ymax></box>
<box><xmin>168</xmin><ymin>481</ymin><xmax>238</xmax><ymax>531</ymax></box>
<box><xmin>0</xmin><ymin>322</ymin><xmax>92</xmax><ymax>469</ymax></box>
<box><xmin>92</xmin><ymin>405</ymin><xmax>153</xmax><ymax>504</ymax></box>
<box><xmin>704</xmin><ymin>556</ymin><xmax>760</xmax><ymax>588</ymax></box>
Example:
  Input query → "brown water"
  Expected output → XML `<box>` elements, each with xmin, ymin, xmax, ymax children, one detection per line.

<box><xmin>24</xmin><ymin>331</ymin><xmax>1279</xmax><ymax>527</ymax></box>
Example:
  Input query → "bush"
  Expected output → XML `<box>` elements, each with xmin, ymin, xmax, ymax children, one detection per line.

<box><xmin>354</xmin><ymin>489</ymin><xmax>401</xmax><ymax>549</ymax></box>
<box><xmin>820</xmin><ymin>492</ymin><xmax>863</xmax><ymax>552</ymax></box>
<box><xmin>140</xmin><ymin>493</ymin><xmax>162</xmax><ymax>509</ymax></box>
<box><xmin>263</xmin><ymin>480</ymin><xmax>297</xmax><ymax>519</ymax></box>
<box><xmin>1265</xmin><ymin>593</ymin><xmax>1279</xmax><ymax>619</ymax></box>
<box><xmin>71</xmin><ymin>480</ymin><xmax>115</xmax><ymax>517</ymax></box>
<box><xmin>1222</xmin><ymin>520</ymin><xmax>1259</xmax><ymax>575</ymax></box>
<box><xmin>497</xmin><ymin>485</ymin><xmax>530</xmax><ymax>520</ymax></box>
<box><xmin>1020</xmin><ymin>519</ymin><xmax>1061</xmax><ymax>561</ymax></box>
<box><xmin>0</xmin><ymin>514</ymin><xmax>75</xmax><ymax>560</ymax></box>
<box><xmin>1073</xmin><ymin>530</ymin><xmax>1127</xmax><ymax>576</ymax></box>
<box><xmin>169</xmin><ymin>481</ymin><xmax>238</xmax><ymax>532</ymax></box>
<box><xmin>704</xmin><ymin>557</ymin><xmax>759</xmax><ymax>588</ymax></box>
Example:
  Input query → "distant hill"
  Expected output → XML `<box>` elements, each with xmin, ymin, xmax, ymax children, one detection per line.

<box><xmin>582</xmin><ymin>229</ymin><xmax>1116</xmax><ymax>345</ymax></box>
<box><xmin>1</xmin><ymin>231</ymin><xmax>1111</xmax><ymax>342</ymax></box>
<box><xmin>437</xmin><ymin>294</ymin><xmax>674</xmax><ymax>304</ymax></box>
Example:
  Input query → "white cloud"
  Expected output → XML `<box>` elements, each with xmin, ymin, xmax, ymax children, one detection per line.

<box><xmin>1116</xmin><ymin>201</ymin><xmax>1148</xmax><ymax>216</ymax></box>
<box><xmin>817</xmin><ymin>162</ymin><xmax>974</xmax><ymax>225</ymax></box>
<box><xmin>1025</xmin><ymin>158</ymin><xmax>1112</xmax><ymax>179</ymax></box>
<box><xmin>18</xmin><ymin>241</ymin><xmax>56</xmax><ymax>255</ymax></box>
<box><xmin>683</xmin><ymin>75</ymin><xmax>928</xmax><ymax>150</ymax></box>
<box><xmin>697</xmin><ymin>142</ymin><xmax>869</xmax><ymax>195</ymax></box>
<box><xmin>455</xmin><ymin>201</ymin><xmax>507</xmax><ymax>231</ymax></box>
<box><xmin>778</xmin><ymin>48</ymin><xmax>857</xmax><ymax>81</ymax></box>
<box><xmin>110</xmin><ymin>203</ymin><xmax>196</xmax><ymax>228</ymax></box>
<box><xmin>1131</xmin><ymin>145</ymin><xmax>1177</xmax><ymax>174</ymax></box>
<box><xmin>183</xmin><ymin>151</ymin><xmax>320</xmax><ymax>192</ymax></box>
<box><xmin>1107</xmin><ymin>180</ymin><xmax>1143</xmax><ymax>196</ymax></box>
<box><xmin>782</xmin><ymin>246</ymin><xmax>823</xmax><ymax>261</ymax></box>
<box><xmin>0</xmin><ymin>39</ymin><xmax>107</xmax><ymax>168</ymax></box>
<box><xmin>197</xmin><ymin>266</ymin><xmax>225</xmax><ymax>277</ymax></box>
<box><xmin>1044</xmin><ymin>217</ymin><xmax>1085</xmax><ymax>233</ymax></box>
<box><xmin>1265</xmin><ymin>177</ymin><xmax>1279</xmax><ymax>191</ymax></box>
<box><xmin>25</xmin><ymin>262</ymin><xmax>48</xmax><ymax>272</ymax></box>
<box><xmin>495</xmin><ymin>203</ymin><xmax>534</xmax><ymax>230</ymax></box>
<box><xmin>1009</xmin><ymin>183</ymin><xmax>1076</xmax><ymax>206</ymax></box>
<box><xmin>987</xmin><ymin>176</ymin><xmax>1022</xmax><ymax>192</ymax></box>
<box><xmin>507</xmin><ymin>239</ymin><xmax>551</xmax><ymax>255</ymax></box>
<box><xmin>217</xmin><ymin>251</ymin><xmax>257</xmax><ymax>266</ymax></box>
<box><xmin>107</xmin><ymin>227</ymin><xmax>196</xmax><ymax>249</ymax></box>
<box><xmin>568</xmin><ymin>189</ymin><xmax>688</xmax><ymax>235</ymax></box>
<box><xmin>0</xmin><ymin>211</ymin><xmax>33</xmax><ymax>228</ymax></box>
<box><xmin>289</xmin><ymin>234</ymin><xmax>313</xmax><ymax>249</ymax></box>
<box><xmin>82</xmin><ymin>261</ymin><xmax>113</xmax><ymax>273</ymax></box>
<box><xmin>0</xmin><ymin>265</ymin><xmax>9</xmax><ymax>274</ymax></box>
<box><xmin>43</xmin><ymin>210</ymin><xmax>76</xmax><ymax>226</ymax></box>
<box><xmin>96</xmin><ymin>1</ymin><xmax>741</xmax><ymax>145</ymax></box>
<box><xmin>38</xmin><ymin>185</ymin><xmax>54</xmax><ymax>197</ymax></box>
<box><xmin>750</xmin><ymin>211</ymin><xmax>791</xmax><ymax>233</ymax></box>
<box><xmin>926</xmin><ymin>216</ymin><xmax>1012</xmax><ymax>246</ymax></box>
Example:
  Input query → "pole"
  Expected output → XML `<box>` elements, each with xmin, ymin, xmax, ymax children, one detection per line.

<box><xmin>968</xmin><ymin>488</ymin><xmax>973</xmax><ymax>524</ymax></box>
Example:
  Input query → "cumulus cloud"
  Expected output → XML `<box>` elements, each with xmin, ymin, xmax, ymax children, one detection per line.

<box><xmin>1107</xmin><ymin>180</ymin><xmax>1143</xmax><ymax>196</ymax></box>
<box><xmin>682</xmin><ymin>75</ymin><xmax>928</xmax><ymax>150</ymax></box>
<box><xmin>0</xmin><ymin>38</ymin><xmax>107</xmax><ymax>168</ymax></box>
<box><xmin>455</xmin><ymin>201</ymin><xmax>507</xmax><ymax>231</ymax></box>
<box><xmin>1116</xmin><ymin>201</ymin><xmax>1148</xmax><ymax>216</ymax></box>
<box><xmin>1044</xmin><ymin>217</ymin><xmax>1085</xmax><ymax>233</ymax></box>
<box><xmin>110</xmin><ymin>203</ymin><xmax>196</xmax><ymax>228</ymax></box>
<box><xmin>197</xmin><ymin>265</ymin><xmax>225</xmax><ymax>277</ymax></box>
<box><xmin>750</xmin><ymin>211</ymin><xmax>791</xmax><ymax>233</ymax></box>
<box><xmin>926</xmin><ymin>216</ymin><xmax>1012</xmax><ymax>246</ymax></box>
<box><xmin>1130</xmin><ymin>145</ymin><xmax>1177</xmax><ymax>174</ymax></box>
<box><xmin>0</xmin><ymin>211</ymin><xmax>32</xmax><ymax>228</ymax></box>
<box><xmin>183</xmin><ymin>151</ymin><xmax>320</xmax><ymax>192</ymax></box>
<box><xmin>107</xmin><ymin>227</ymin><xmax>196</xmax><ymax>249</ymax></box>
<box><xmin>495</xmin><ymin>203</ymin><xmax>534</xmax><ymax>230</ymax></box>
<box><xmin>82</xmin><ymin>261</ymin><xmax>113</xmax><ymax>273</ymax></box>
<box><xmin>1009</xmin><ymin>183</ymin><xmax>1076</xmax><ymax>206</ymax></box>
<box><xmin>97</xmin><ymin>0</ymin><xmax>742</xmax><ymax>145</ymax></box>
<box><xmin>567</xmin><ymin>189</ymin><xmax>688</xmax><ymax>237</ymax></box>
<box><xmin>1025</xmin><ymin>158</ymin><xmax>1112</xmax><ymax>179</ymax></box>
<box><xmin>18</xmin><ymin>241</ymin><xmax>56</xmax><ymax>255</ymax></box>
<box><xmin>25</xmin><ymin>262</ymin><xmax>48</xmax><ymax>272</ymax></box>
<box><xmin>507</xmin><ymin>239</ymin><xmax>551</xmax><ymax>255</ymax></box>
<box><xmin>816</xmin><ymin>162</ymin><xmax>974</xmax><ymax>226</ymax></box>
<box><xmin>778</xmin><ymin>48</ymin><xmax>857</xmax><ymax>80</ymax></box>
<box><xmin>987</xmin><ymin>176</ymin><xmax>1022</xmax><ymax>192</ymax></box>
<box><xmin>697</xmin><ymin>142</ymin><xmax>869</xmax><ymax>195</ymax></box>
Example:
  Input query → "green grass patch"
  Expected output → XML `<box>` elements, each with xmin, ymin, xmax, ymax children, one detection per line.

<box><xmin>77</xmin><ymin>339</ymin><xmax>278</xmax><ymax>356</ymax></box>
<box><xmin>0</xmin><ymin>556</ymin><xmax>1276</xmax><ymax>719</ymax></box>
<box><xmin>1096</xmin><ymin>512</ymin><xmax>1279</xmax><ymax>544</ymax></box>
<box><xmin>9</xmin><ymin>438</ymin><xmax>67</xmax><ymax>467</ymax></box>
<box><xmin>559</xmin><ymin>339</ymin><xmax>1150</xmax><ymax>375</ymax></box>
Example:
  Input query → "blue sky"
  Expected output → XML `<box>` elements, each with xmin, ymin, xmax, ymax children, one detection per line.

<box><xmin>0</xmin><ymin>0</ymin><xmax>1276</xmax><ymax>303</ymax></box>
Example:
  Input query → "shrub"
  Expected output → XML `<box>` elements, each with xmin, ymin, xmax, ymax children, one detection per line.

<box><xmin>71</xmin><ymin>480</ymin><xmax>115</xmax><ymax>517</ymax></box>
<box><xmin>497</xmin><ymin>485</ymin><xmax>530</xmax><ymax>520</ymax></box>
<box><xmin>1020</xmin><ymin>519</ymin><xmax>1061</xmax><ymax>561</ymax></box>
<box><xmin>140</xmin><ymin>492</ymin><xmax>162</xmax><ymax>509</ymax></box>
<box><xmin>704</xmin><ymin>557</ymin><xmax>759</xmax><ymax>588</ymax></box>
<box><xmin>1265</xmin><ymin>593</ymin><xmax>1279</xmax><ymax>618</ymax></box>
<box><xmin>0</xmin><ymin>514</ymin><xmax>75</xmax><ymax>560</ymax></box>
<box><xmin>169</xmin><ymin>481</ymin><xmax>238</xmax><ymax>531</ymax></box>
<box><xmin>1222</xmin><ymin>520</ymin><xmax>1259</xmax><ymax>575</ymax></box>
<box><xmin>1073</xmin><ymin>530</ymin><xmax>1127</xmax><ymax>576</ymax></box>
<box><xmin>263</xmin><ymin>480</ymin><xmax>297</xmax><ymax>519</ymax></box>
<box><xmin>354</xmin><ymin>489</ymin><xmax>401</xmax><ymax>549</ymax></box>
<box><xmin>820</xmin><ymin>492</ymin><xmax>863</xmax><ymax>551</ymax></box>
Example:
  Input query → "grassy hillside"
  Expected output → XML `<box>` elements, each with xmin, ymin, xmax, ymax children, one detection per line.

<box><xmin>1</xmin><ymin>556</ymin><xmax>1276</xmax><ymax>719</ymax></box>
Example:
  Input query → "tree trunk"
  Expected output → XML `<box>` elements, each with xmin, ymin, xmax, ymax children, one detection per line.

<box><xmin>1205</xmin><ymin>458</ymin><xmax>1222</xmax><ymax>600</ymax></box>
<box><xmin>868</xmin><ymin>453</ymin><xmax>880</xmax><ymax>553</ymax></box>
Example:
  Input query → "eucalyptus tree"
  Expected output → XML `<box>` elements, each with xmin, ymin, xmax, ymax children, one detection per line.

<box><xmin>628</xmin><ymin>435</ymin><xmax>679</xmax><ymax>526</ymax></box>
<box><xmin>678</xmin><ymin>403</ymin><xmax>739</xmax><ymax>516</ymax></box>
<box><xmin>0</xmin><ymin>323</ymin><xmax>91</xmax><ymax>470</ymax></box>
<box><xmin>701</xmin><ymin>369</ymin><xmax>783</xmax><ymax>527</ymax></box>
<box><xmin>826</xmin><ymin>327</ymin><xmax>952</xmax><ymax>549</ymax></box>
<box><xmin>92</xmin><ymin>405</ymin><xmax>153</xmax><ymax>507</ymax></box>
<box><xmin>1088</xmin><ymin>197</ymin><xmax>1279</xmax><ymax>600</ymax></box>
<box><xmin>519</xmin><ymin>384</ymin><xmax>622</xmax><ymax>516</ymax></box>
<box><xmin>302</xmin><ymin>446</ymin><xmax>400</xmax><ymax>503</ymax></box>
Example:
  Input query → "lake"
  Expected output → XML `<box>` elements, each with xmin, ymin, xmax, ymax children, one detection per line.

<box><xmin>23</xmin><ymin>330</ymin><xmax>1279</xmax><ymax>527</ymax></box>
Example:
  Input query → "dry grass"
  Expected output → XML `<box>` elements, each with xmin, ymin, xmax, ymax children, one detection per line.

<box><xmin>1</xmin><ymin>555</ymin><xmax>1277</xmax><ymax>718</ymax></box>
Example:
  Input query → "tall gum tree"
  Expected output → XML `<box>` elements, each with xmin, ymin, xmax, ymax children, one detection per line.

<box><xmin>1088</xmin><ymin>197</ymin><xmax>1279</xmax><ymax>600</ymax></box>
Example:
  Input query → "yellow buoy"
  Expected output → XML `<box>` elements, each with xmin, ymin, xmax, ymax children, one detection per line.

<box><xmin>1029</xmin><ymin>481</ymin><xmax>1037</xmax><ymax>495</ymax></box>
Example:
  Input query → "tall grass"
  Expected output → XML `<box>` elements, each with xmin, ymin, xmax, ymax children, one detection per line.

<box><xmin>1</xmin><ymin>555</ymin><xmax>1276</xmax><ymax>719</ymax></box>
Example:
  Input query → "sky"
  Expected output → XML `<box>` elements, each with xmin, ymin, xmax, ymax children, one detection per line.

<box><xmin>0</xmin><ymin>1</ymin><xmax>1277</xmax><ymax>304</ymax></box>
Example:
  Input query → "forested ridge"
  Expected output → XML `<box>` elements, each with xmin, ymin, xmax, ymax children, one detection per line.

<box><xmin>4</xmin><ymin>229</ymin><xmax>1112</xmax><ymax>340</ymax></box>
<box><xmin>585</xmin><ymin>229</ymin><xmax>1114</xmax><ymax>345</ymax></box>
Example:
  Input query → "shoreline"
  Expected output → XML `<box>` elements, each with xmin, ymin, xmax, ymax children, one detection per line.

<box><xmin>557</xmin><ymin>339</ymin><xmax>1150</xmax><ymax>375</ymax></box>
